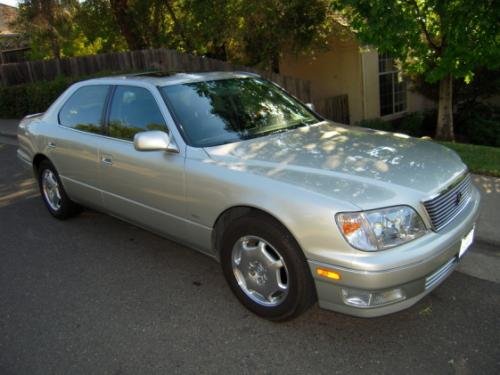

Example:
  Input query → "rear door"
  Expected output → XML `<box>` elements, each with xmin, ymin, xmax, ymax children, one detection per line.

<box><xmin>98</xmin><ymin>84</ymin><xmax>187</xmax><ymax>240</ymax></box>
<box><xmin>48</xmin><ymin>84</ymin><xmax>111</xmax><ymax>208</ymax></box>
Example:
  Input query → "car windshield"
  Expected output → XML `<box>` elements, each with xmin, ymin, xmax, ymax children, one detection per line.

<box><xmin>160</xmin><ymin>77</ymin><xmax>320</xmax><ymax>147</ymax></box>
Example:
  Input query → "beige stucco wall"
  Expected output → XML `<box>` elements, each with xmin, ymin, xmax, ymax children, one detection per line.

<box><xmin>280</xmin><ymin>35</ymin><xmax>436</xmax><ymax>124</ymax></box>
<box><xmin>407</xmin><ymin>86</ymin><xmax>436</xmax><ymax>113</ymax></box>
<box><xmin>359</xmin><ymin>47</ymin><xmax>380</xmax><ymax>120</ymax></box>
<box><xmin>280</xmin><ymin>36</ymin><xmax>365</xmax><ymax>124</ymax></box>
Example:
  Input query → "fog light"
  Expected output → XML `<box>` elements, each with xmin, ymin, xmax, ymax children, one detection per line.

<box><xmin>341</xmin><ymin>287</ymin><xmax>405</xmax><ymax>308</ymax></box>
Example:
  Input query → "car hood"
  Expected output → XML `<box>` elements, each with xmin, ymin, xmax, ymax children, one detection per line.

<box><xmin>204</xmin><ymin>121</ymin><xmax>467</xmax><ymax>208</ymax></box>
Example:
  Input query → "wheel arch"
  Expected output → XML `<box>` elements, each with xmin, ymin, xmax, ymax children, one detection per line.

<box><xmin>32</xmin><ymin>153</ymin><xmax>50</xmax><ymax>175</ymax></box>
<box><xmin>211</xmin><ymin>205</ymin><xmax>303</xmax><ymax>261</ymax></box>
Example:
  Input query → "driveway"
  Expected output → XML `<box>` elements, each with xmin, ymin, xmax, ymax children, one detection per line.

<box><xmin>0</xmin><ymin>142</ymin><xmax>499</xmax><ymax>374</ymax></box>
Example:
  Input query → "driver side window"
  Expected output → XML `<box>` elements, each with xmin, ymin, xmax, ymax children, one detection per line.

<box><xmin>108</xmin><ymin>86</ymin><xmax>167</xmax><ymax>141</ymax></box>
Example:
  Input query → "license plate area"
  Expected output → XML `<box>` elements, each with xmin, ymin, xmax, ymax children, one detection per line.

<box><xmin>459</xmin><ymin>227</ymin><xmax>474</xmax><ymax>258</ymax></box>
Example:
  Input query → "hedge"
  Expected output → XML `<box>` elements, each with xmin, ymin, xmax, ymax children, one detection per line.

<box><xmin>0</xmin><ymin>76</ymin><xmax>75</xmax><ymax>118</ymax></box>
<box><xmin>0</xmin><ymin>70</ymin><xmax>135</xmax><ymax>118</ymax></box>
<box><xmin>357</xmin><ymin>108</ymin><xmax>500</xmax><ymax>148</ymax></box>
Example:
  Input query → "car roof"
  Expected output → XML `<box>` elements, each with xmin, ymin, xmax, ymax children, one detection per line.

<box><xmin>84</xmin><ymin>71</ymin><xmax>260</xmax><ymax>87</ymax></box>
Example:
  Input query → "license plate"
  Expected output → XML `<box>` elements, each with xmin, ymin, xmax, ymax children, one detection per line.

<box><xmin>459</xmin><ymin>227</ymin><xmax>474</xmax><ymax>258</ymax></box>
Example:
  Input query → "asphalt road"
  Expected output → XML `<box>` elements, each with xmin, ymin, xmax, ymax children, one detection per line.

<box><xmin>0</xmin><ymin>142</ymin><xmax>499</xmax><ymax>375</ymax></box>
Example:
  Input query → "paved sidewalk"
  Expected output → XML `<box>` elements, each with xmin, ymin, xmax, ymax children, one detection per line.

<box><xmin>473</xmin><ymin>175</ymin><xmax>500</xmax><ymax>246</ymax></box>
<box><xmin>0</xmin><ymin>118</ymin><xmax>19</xmax><ymax>138</ymax></box>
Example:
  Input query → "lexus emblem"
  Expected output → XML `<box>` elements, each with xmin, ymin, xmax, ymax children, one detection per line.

<box><xmin>455</xmin><ymin>192</ymin><xmax>463</xmax><ymax>206</ymax></box>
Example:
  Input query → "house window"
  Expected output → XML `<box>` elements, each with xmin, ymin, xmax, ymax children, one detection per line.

<box><xmin>379</xmin><ymin>53</ymin><xmax>406</xmax><ymax>116</ymax></box>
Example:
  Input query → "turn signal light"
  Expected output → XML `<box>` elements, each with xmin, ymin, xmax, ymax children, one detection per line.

<box><xmin>342</xmin><ymin>221</ymin><xmax>361</xmax><ymax>236</ymax></box>
<box><xmin>316</xmin><ymin>268</ymin><xmax>341</xmax><ymax>280</ymax></box>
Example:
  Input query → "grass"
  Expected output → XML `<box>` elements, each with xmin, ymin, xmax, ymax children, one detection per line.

<box><xmin>439</xmin><ymin>141</ymin><xmax>500</xmax><ymax>177</ymax></box>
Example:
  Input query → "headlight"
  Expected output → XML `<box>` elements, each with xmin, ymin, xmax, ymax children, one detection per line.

<box><xmin>336</xmin><ymin>206</ymin><xmax>428</xmax><ymax>251</ymax></box>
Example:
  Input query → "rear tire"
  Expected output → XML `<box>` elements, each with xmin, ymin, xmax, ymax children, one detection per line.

<box><xmin>220</xmin><ymin>213</ymin><xmax>316</xmax><ymax>321</ymax></box>
<box><xmin>37</xmin><ymin>160</ymin><xmax>81</xmax><ymax>219</ymax></box>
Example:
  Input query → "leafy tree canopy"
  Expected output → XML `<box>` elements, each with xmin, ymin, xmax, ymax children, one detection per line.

<box><xmin>15</xmin><ymin>0</ymin><xmax>334</xmax><ymax>72</ymax></box>
<box><xmin>333</xmin><ymin>0</ymin><xmax>500</xmax><ymax>140</ymax></box>
<box><xmin>333</xmin><ymin>0</ymin><xmax>500</xmax><ymax>83</ymax></box>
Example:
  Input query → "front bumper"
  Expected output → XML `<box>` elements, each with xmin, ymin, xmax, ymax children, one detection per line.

<box><xmin>17</xmin><ymin>148</ymin><xmax>32</xmax><ymax>170</ymax></box>
<box><xmin>309</xmin><ymin>189</ymin><xmax>480</xmax><ymax>318</ymax></box>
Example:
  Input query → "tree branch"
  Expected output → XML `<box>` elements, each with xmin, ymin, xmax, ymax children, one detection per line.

<box><xmin>164</xmin><ymin>0</ymin><xmax>194</xmax><ymax>52</ymax></box>
<box><xmin>406</xmin><ymin>0</ymin><xmax>440</xmax><ymax>52</ymax></box>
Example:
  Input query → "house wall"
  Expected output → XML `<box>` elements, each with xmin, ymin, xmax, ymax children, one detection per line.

<box><xmin>280</xmin><ymin>36</ymin><xmax>365</xmax><ymax>124</ymax></box>
<box><xmin>359</xmin><ymin>47</ymin><xmax>380</xmax><ymax>120</ymax></box>
<box><xmin>280</xmin><ymin>35</ymin><xmax>436</xmax><ymax>124</ymax></box>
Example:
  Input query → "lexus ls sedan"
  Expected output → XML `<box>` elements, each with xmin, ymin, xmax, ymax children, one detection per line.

<box><xmin>17</xmin><ymin>72</ymin><xmax>480</xmax><ymax>320</ymax></box>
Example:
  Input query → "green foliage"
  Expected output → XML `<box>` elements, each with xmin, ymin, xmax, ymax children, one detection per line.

<box><xmin>357</xmin><ymin>112</ymin><xmax>432</xmax><ymax>137</ymax></box>
<box><xmin>334</xmin><ymin>0</ymin><xmax>500</xmax><ymax>141</ymax></box>
<box><xmin>357</xmin><ymin>108</ymin><xmax>499</xmax><ymax>148</ymax></box>
<box><xmin>230</xmin><ymin>0</ymin><xmax>334</xmax><ymax>71</ymax></box>
<box><xmin>355</xmin><ymin>118</ymin><xmax>392</xmax><ymax>131</ymax></box>
<box><xmin>334</xmin><ymin>0</ymin><xmax>500</xmax><ymax>84</ymax></box>
<box><xmin>76</xmin><ymin>0</ymin><xmax>127</xmax><ymax>53</ymax></box>
<box><xmin>0</xmin><ymin>70</ymin><xmax>134</xmax><ymax>118</ymax></box>
<box><xmin>398</xmin><ymin>112</ymin><xmax>425</xmax><ymax>137</ymax></box>
<box><xmin>412</xmin><ymin>68</ymin><xmax>500</xmax><ymax>107</ymax></box>
<box><xmin>456</xmin><ymin>104</ymin><xmax>500</xmax><ymax>148</ymax></box>
<box><xmin>15</xmin><ymin>0</ymin><xmax>334</xmax><ymax>72</ymax></box>
<box><xmin>357</xmin><ymin>114</ymin><xmax>434</xmax><ymax>138</ymax></box>
<box><xmin>396</xmin><ymin>111</ymin><xmax>438</xmax><ymax>138</ymax></box>
<box><xmin>439</xmin><ymin>142</ymin><xmax>500</xmax><ymax>177</ymax></box>
<box><xmin>15</xmin><ymin>0</ymin><xmax>115</xmax><ymax>59</ymax></box>
<box><xmin>0</xmin><ymin>76</ymin><xmax>71</xmax><ymax>118</ymax></box>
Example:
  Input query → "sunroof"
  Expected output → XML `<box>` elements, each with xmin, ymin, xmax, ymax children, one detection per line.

<box><xmin>131</xmin><ymin>71</ymin><xmax>181</xmax><ymax>78</ymax></box>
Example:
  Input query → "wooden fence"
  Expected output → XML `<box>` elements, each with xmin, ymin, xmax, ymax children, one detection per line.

<box><xmin>0</xmin><ymin>48</ymin><xmax>352</xmax><ymax>123</ymax></box>
<box><xmin>314</xmin><ymin>94</ymin><xmax>350</xmax><ymax>124</ymax></box>
<box><xmin>0</xmin><ymin>48</ymin><xmax>312</xmax><ymax>102</ymax></box>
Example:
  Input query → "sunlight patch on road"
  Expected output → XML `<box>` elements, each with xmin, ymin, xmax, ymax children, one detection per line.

<box><xmin>0</xmin><ymin>178</ymin><xmax>38</xmax><ymax>208</ymax></box>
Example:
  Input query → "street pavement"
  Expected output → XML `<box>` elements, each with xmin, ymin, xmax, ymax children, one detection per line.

<box><xmin>0</xmin><ymin>140</ymin><xmax>499</xmax><ymax>374</ymax></box>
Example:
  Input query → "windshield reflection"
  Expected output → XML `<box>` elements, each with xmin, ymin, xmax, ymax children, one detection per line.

<box><xmin>161</xmin><ymin>78</ymin><xmax>319</xmax><ymax>147</ymax></box>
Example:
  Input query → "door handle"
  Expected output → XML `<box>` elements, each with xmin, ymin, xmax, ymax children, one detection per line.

<box><xmin>101</xmin><ymin>156</ymin><xmax>113</xmax><ymax>165</ymax></box>
<box><xmin>47</xmin><ymin>141</ymin><xmax>56</xmax><ymax>149</ymax></box>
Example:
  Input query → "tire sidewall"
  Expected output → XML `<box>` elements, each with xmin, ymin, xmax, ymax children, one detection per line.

<box><xmin>220</xmin><ymin>215</ymin><xmax>314</xmax><ymax>320</ymax></box>
<box><xmin>38</xmin><ymin>160</ymin><xmax>74</xmax><ymax>219</ymax></box>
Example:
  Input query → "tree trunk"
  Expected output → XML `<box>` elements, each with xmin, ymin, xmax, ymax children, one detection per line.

<box><xmin>109</xmin><ymin>0</ymin><xmax>147</xmax><ymax>50</ymax></box>
<box><xmin>271</xmin><ymin>53</ymin><xmax>280</xmax><ymax>74</ymax></box>
<box><xmin>49</xmin><ymin>35</ymin><xmax>61</xmax><ymax>60</ymax></box>
<box><xmin>435</xmin><ymin>73</ymin><xmax>454</xmax><ymax>140</ymax></box>
<box><xmin>164</xmin><ymin>0</ymin><xmax>193</xmax><ymax>52</ymax></box>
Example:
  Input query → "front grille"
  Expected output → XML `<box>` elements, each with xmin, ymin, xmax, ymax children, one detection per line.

<box><xmin>423</xmin><ymin>173</ymin><xmax>473</xmax><ymax>231</ymax></box>
<box><xmin>425</xmin><ymin>257</ymin><xmax>457</xmax><ymax>290</ymax></box>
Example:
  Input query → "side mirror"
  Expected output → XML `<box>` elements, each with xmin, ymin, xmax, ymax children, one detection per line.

<box><xmin>306</xmin><ymin>102</ymin><xmax>315</xmax><ymax>111</ymax></box>
<box><xmin>133</xmin><ymin>131</ymin><xmax>179</xmax><ymax>153</ymax></box>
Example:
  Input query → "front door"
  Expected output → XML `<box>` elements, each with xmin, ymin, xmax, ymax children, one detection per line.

<box><xmin>98</xmin><ymin>84</ymin><xmax>187</xmax><ymax>241</ymax></box>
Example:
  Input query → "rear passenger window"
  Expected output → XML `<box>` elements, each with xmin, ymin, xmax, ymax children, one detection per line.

<box><xmin>108</xmin><ymin>86</ymin><xmax>167</xmax><ymax>141</ymax></box>
<box><xmin>58</xmin><ymin>85</ymin><xmax>109</xmax><ymax>134</ymax></box>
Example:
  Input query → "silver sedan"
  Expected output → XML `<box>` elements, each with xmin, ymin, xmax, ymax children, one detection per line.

<box><xmin>17</xmin><ymin>72</ymin><xmax>480</xmax><ymax>320</ymax></box>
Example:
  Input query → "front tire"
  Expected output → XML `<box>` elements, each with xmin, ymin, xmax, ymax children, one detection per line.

<box><xmin>220</xmin><ymin>213</ymin><xmax>316</xmax><ymax>321</ymax></box>
<box><xmin>37</xmin><ymin>160</ymin><xmax>81</xmax><ymax>219</ymax></box>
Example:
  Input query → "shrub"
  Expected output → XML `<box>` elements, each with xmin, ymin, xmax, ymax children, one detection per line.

<box><xmin>397</xmin><ymin>110</ymin><xmax>437</xmax><ymax>138</ymax></box>
<box><xmin>357</xmin><ymin>112</ymin><xmax>435</xmax><ymax>138</ymax></box>
<box><xmin>0</xmin><ymin>76</ymin><xmax>74</xmax><ymax>118</ymax></box>
<box><xmin>397</xmin><ymin>112</ymin><xmax>425</xmax><ymax>136</ymax></box>
<box><xmin>456</xmin><ymin>104</ymin><xmax>500</xmax><ymax>147</ymax></box>
<box><xmin>356</xmin><ymin>118</ymin><xmax>393</xmax><ymax>131</ymax></box>
<box><xmin>0</xmin><ymin>70</ymin><xmax>135</xmax><ymax>118</ymax></box>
